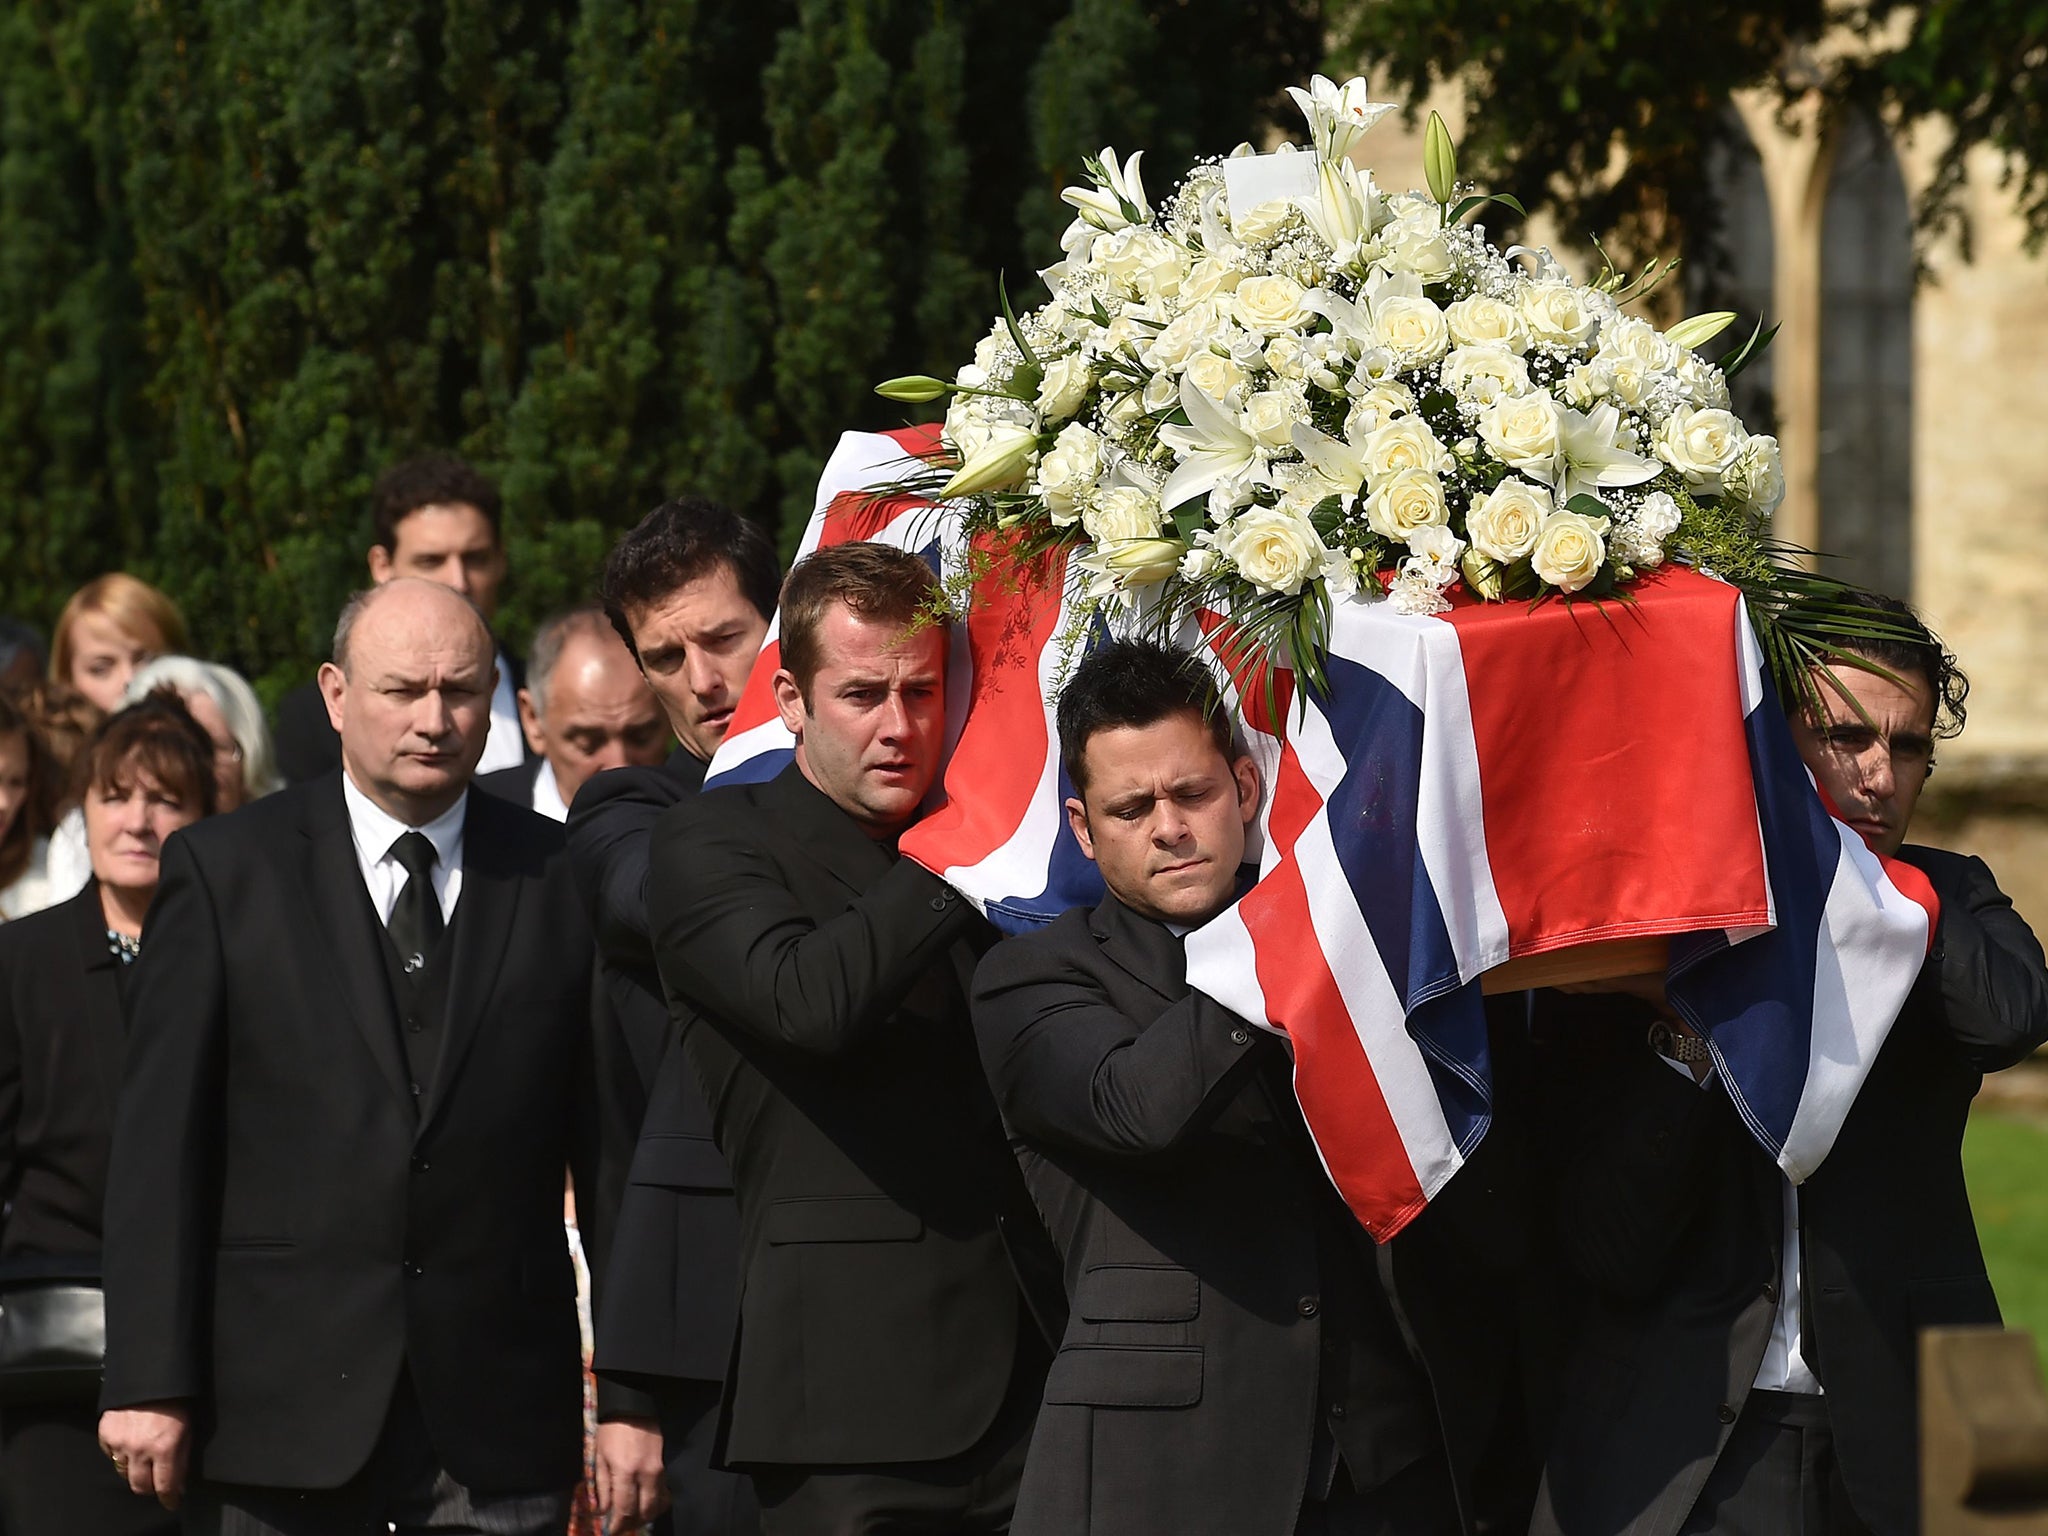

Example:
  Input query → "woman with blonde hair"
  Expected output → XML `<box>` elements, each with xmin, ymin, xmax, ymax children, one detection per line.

<box><xmin>48</xmin><ymin>576</ymin><xmax>188</xmax><ymax>717</ymax></box>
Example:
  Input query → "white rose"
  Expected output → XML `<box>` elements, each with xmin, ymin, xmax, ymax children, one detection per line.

<box><xmin>1382</xmin><ymin>219</ymin><xmax>1454</xmax><ymax>280</ymax></box>
<box><xmin>1344</xmin><ymin>380</ymin><xmax>1416</xmax><ymax>439</ymax></box>
<box><xmin>1232</xmin><ymin>273</ymin><xmax>1311</xmax><ymax>335</ymax></box>
<box><xmin>1440</xmin><ymin>344</ymin><xmax>1532</xmax><ymax>407</ymax></box>
<box><xmin>1727</xmin><ymin>433</ymin><xmax>1785</xmax><ymax>516</ymax></box>
<box><xmin>1362</xmin><ymin>415</ymin><xmax>1454</xmax><ymax>487</ymax></box>
<box><xmin>1465</xmin><ymin>478</ymin><xmax>1554</xmax><ymax>562</ymax></box>
<box><xmin>1656</xmin><ymin>404</ymin><xmax>1748</xmax><ymax>491</ymax></box>
<box><xmin>1445</xmin><ymin>295</ymin><xmax>1529</xmax><ymax>353</ymax></box>
<box><xmin>1365</xmin><ymin>467</ymin><xmax>1450</xmax><ymax>541</ymax></box>
<box><xmin>1264</xmin><ymin>333</ymin><xmax>1308</xmax><ymax>380</ymax></box>
<box><xmin>1520</xmin><ymin>279</ymin><xmax>1600</xmax><ymax>349</ymax></box>
<box><xmin>1586</xmin><ymin>355</ymin><xmax>1652</xmax><ymax>409</ymax></box>
<box><xmin>1140</xmin><ymin>304</ymin><xmax>1213</xmax><ymax>373</ymax></box>
<box><xmin>1035</xmin><ymin>353</ymin><xmax>1093</xmax><ymax>421</ymax></box>
<box><xmin>1141</xmin><ymin>369</ymin><xmax>1179</xmax><ymax>413</ymax></box>
<box><xmin>1217</xmin><ymin>506</ymin><xmax>1326</xmax><ymax>595</ymax></box>
<box><xmin>1231</xmin><ymin>198</ymin><xmax>1296</xmax><ymax>243</ymax></box>
<box><xmin>1181</xmin><ymin>257</ymin><xmax>1244</xmax><ymax>304</ymax></box>
<box><xmin>1102</xmin><ymin>387</ymin><xmax>1147</xmax><ymax>433</ymax></box>
<box><xmin>1370</xmin><ymin>294</ymin><xmax>1450</xmax><ymax>366</ymax></box>
<box><xmin>1083</xmin><ymin>484</ymin><xmax>1163</xmax><ymax>543</ymax></box>
<box><xmin>1241</xmin><ymin>389</ymin><xmax>1300</xmax><ymax>451</ymax></box>
<box><xmin>1478</xmin><ymin>393</ymin><xmax>1562</xmax><ymax>479</ymax></box>
<box><xmin>1598</xmin><ymin>315</ymin><xmax>1679</xmax><ymax>374</ymax></box>
<box><xmin>1183</xmin><ymin>350</ymin><xmax>1246</xmax><ymax>404</ymax></box>
<box><xmin>1033</xmin><ymin>422</ymin><xmax>1102</xmax><ymax>524</ymax></box>
<box><xmin>1529</xmin><ymin>510</ymin><xmax>1610</xmax><ymax>593</ymax></box>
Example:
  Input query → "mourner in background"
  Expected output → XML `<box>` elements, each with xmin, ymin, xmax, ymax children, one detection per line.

<box><xmin>973</xmin><ymin>639</ymin><xmax>1539</xmax><ymax>1536</ymax></box>
<box><xmin>275</xmin><ymin>454</ymin><xmax>531</xmax><ymax>783</ymax></box>
<box><xmin>0</xmin><ymin>691</ymin><xmax>60</xmax><ymax>920</ymax></box>
<box><xmin>646</xmin><ymin>542</ymin><xmax>1061</xmax><ymax>1536</ymax></box>
<box><xmin>47</xmin><ymin>576</ymin><xmax>187</xmax><ymax>719</ymax></box>
<box><xmin>566</xmin><ymin>495</ymin><xmax>780</xmax><ymax>1536</ymax></box>
<box><xmin>1532</xmin><ymin>591</ymin><xmax>2048</xmax><ymax>1536</ymax></box>
<box><xmin>96</xmin><ymin>579</ymin><xmax>596</xmax><ymax>1536</ymax></box>
<box><xmin>480</xmin><ymin>605</ymin><xmax>668</xmax><ymax>820</ymax></box>
<box><xmin>0</xmin><ymin>695</ymin><xmax>218</xmax><ymax>1536</ymax></box>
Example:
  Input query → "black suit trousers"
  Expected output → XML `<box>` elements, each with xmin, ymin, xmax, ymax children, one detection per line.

<box><xmin>0</xmin><ymin>1403</ymin><xmax>177</xmax><ymax>1536</ymax></box>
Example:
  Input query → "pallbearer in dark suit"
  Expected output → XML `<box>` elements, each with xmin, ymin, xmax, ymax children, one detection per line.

<box><xmin>973</xmin><ymin>640</ymin><xmax>1531</xmax><ymax>1536</ymax></box>
<box><xmin>568</xmin><ymin>496</ymin><xmax>782</xmax><ymax>1536</ymax></box>
<box><xmin>1532</xmin><ymin>593</ymin><xmax>2048</xmax><ymax>1536</ymax></box>
<box><xmin>647</xmin><ymin>543</ymin><xmax>1060</xmax><ymax>1536</ymax></box>
<box><xmin>0</xmin><ymin>697</ymin><xmax>220</xmax><ymax>1536</ymax></box>
<box><xmin>96</xmin><ymin>579</ymin><xmax>596</xmax><ymax>1536</ymax></box>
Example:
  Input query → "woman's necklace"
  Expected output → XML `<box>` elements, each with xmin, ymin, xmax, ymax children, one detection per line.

<box><xmin>106</xmin><ymin>928</ymin><xmax>141</xmax><ymax>965</ymax></box>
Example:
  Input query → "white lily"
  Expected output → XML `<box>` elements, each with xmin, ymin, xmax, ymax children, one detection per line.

<box><xmin>1302</xmin><ymin>287</ymin><xmax>1372</xmax><ymax>352</ymax></box>
<box><xmin>1061</xmin><ymin>148</ymin><xmax>1152</xmax><ymax>233</ymax></box>
<box><xmin>1157</xmin><ymin>374</ymin><xmax>1266</xmax><ymax>515</ymax></box>
<box><xmin>1290</xmin><ymin>421</ymin><xmax>1371</xmax><ymax>502</ymax></box>
<box><xmin>1555</xmin><ymin>402</ymin><xmax>1661</xmax><ymax>503</ymax></box>
<box><xmin>1295</xmin><ymin>158</ymin><xmax>1377</xmax><ymax>268</ymax></box>
<box><xmin>1285</xmin><ymin>74</ymin><xmax>1396</xmax><ymax>163</ymax></box>
<box><xmin>1074</xmin><ymin>537</ymin><xmax>1186</xmax><ymax>604</ymax></box>
<box><xmin>939</xmin><ymin>422</ymin><xmax>1039</xmax><ymax>499</ymax></box>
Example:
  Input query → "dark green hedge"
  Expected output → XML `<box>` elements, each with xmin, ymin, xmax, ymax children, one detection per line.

<box><xmin>0</xmin><ymin>0</ymin><xmax>1318</xmax><ymax>700</ymax></box>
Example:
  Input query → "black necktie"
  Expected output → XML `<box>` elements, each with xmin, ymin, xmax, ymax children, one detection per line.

<box><xmin>387</xmin><ymin>831</ymin><xmax>443</xmax><ymax>974</ymax></box>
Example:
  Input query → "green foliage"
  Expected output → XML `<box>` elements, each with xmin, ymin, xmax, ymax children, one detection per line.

<box><xmin>0</xmin><ymin>0</ymin><xmax>1318</xmax><ymax>701</ymax></box>
<box><xmin>1965</xmin><ymin>1108</ymin><xmax>2048</xmax><ymax>1372</ymax></box>
<box><xmin>1334</xmin><ymin>0</ymin><xmax>2048</xmax><ymax>265</ymax></box>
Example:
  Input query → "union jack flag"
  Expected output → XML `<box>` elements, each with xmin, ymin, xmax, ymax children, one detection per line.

<box><xmin>708</xmin><ymin>428</ymin><xmax>1938</xmax><ymax>1239</ymax></box>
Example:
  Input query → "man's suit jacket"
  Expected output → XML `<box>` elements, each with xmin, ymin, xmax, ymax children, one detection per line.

<box><xmin>647</xmin><ymin>765</ymin><xmax>1059</xmax><ymax>1469</ymax></box>
<box><xmin>476</xmin><ymin>755</ymin><xmax>543</xmax><ymax>813</ymax></box>
<box><xmin>974</xmin><ymin>894</ymin><xmax>1538</xmax><ymax>1536</ymax></box>
<box><xmin>1533</xmin><ymin>846</ymin><xmax>2048</xmax><ymax>1536</ymax></box>
<box><xmin>564</xmin><ymin>749</ymin><xmax>740</xmax><ymax>1417</ymax></box>
<box><xmin>0</xmin><ymin>880</ymin><xmax>128</xmax><ymax>1272</ymax></box>
<box><xmin>100</xmin><ymin>775</ymin><xmax>596</xmax><ymax>1496</ymax></box>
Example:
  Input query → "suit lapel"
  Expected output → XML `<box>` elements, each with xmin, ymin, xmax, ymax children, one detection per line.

<box><xmin>763</xmin><ymin>766</ymin><xmax>893</xmax><ymax>901</ymax></box>
<box><xmin>421</xmin><ymin>788</ymin><xmax>519</xmax><ymax>1135</ymax></box>
<box><xmin>64</xmin><ymin>882</ymin><xmax>128</xmax><ymax>1114</ymax></box>
<box><xmin>296</xmin><ymin>776</ymin><xmax>416</xmax><ymax>1109</ymax></box>
<box><xmin>1091</xmin><ymin>895</ymin><xmax>1190</xmax><ymax>1007</ymax></box>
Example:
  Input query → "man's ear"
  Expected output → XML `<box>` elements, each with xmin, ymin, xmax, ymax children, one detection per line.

<box><xmin>366</xmin><ymin>545</ymin><xmax>395</xmax><ymax>585</ymax></box>
<box><xmin>317</xmin><ymin>661</ymin><xmax>347</xmax><ymax>737</ymax></box>
<box><xmin>1064</xmin><ymin>796</ymin><xmax>1096</xmax><ymax>862</ymax></box>
<box><xmin>1233</xmin><ymin>754</ymin><xmax>1261</xmax><ymax>825</ymax></box>
<box><xmin>515</xmin><ymin>688</ymin><xmax>546</xmax><ymax>756</ymax></box>
<box><xmin>772</xmin><ymin>668</ymin><xmax>806</xmax><ymax>737</ymax></box>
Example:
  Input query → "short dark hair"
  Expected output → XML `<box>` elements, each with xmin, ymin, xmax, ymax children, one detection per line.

<box><xmin>371</xmin><ymin>453</ymin><xmax>502</xmax><ymax>554</ymax></box>
<box><xmin>599</xmin><ymin>495</ymin><xmax>780</xmax><ymax>659</ymax></box>
<box><xmin>1057</xmin><ymin>639</ymin><xmax>1233</xmax><ymax>796</ymax></box>
<box><xmin>1789</xmin><ymin>588</ymin><xmax>1969</xmax><ymax>744</ymax></box>
<box><xmin>83</xmin><ymin>691</ymin><xmax>218</xmax><ymax>820</ymax></box>
<box><xmin>777</xmin><ymin>544</ymin><xmax>944</xmax><ymax>699</ymax></box>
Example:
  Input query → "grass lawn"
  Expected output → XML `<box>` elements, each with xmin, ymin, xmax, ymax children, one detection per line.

<box><xmin>1964</xmin><ymin>1109</ymin><xmax>2048</xmax><ymax>1370</ymax></box>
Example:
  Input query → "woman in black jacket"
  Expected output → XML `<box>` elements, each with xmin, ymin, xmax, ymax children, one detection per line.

<box><xmin>0</xmin><ymin>694</ymin><xmax>216</xmax><ymax>1535</ymax></box>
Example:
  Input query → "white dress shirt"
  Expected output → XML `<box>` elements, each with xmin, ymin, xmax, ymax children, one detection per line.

<box><xmin>1657</xmin><ymin>1050</ymin><xmax>1823</xmax><ymax>1395</ymax></box>
<box><xmin>530</xmin><ymin>759</ymin><xmax>569</xmax><ymax>824</ymax></box>
<box><xmin>475</xmin><ymin>646</ymin><xmax>526</xmax><ymax>775</ymax></box>
<box><xmin>340</xmin><ymin>771</ymin><xmax>465</xmax><ymax>926</ymax></box>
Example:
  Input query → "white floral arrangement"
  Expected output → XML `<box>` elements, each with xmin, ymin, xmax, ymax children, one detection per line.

<box><xmin>878</xmin><ymin>74</ymin><xmax>1887</xmax><ymax>695</ymax></box>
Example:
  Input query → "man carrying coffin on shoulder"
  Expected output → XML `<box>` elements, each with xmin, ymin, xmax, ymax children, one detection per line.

<box><xmin>646</xmin><ymin>542</ymin><xmax>1061</xmax><ymax>1536</ymax></box>
<box><xmin>972</xmin><ymin>638</ymin><xmax>1534</xmax><ymax>1536</ymax></box>
<box><xmin>1532</xmin><ymin>591</ymin><xmax>2048</xmax><ymax>1536</ymax></box>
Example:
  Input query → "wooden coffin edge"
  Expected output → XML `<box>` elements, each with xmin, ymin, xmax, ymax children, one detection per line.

<box><xmin>1480</xmin><ymin>935</ymin><xmax>1671</xmax><ymax>995</ymax></box>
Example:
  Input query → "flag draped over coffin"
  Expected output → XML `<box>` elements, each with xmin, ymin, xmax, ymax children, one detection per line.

<box><xmin>707</xmin><ymin>428</ymin><xmax>1939</xmax><ymax>1240</ymax></box>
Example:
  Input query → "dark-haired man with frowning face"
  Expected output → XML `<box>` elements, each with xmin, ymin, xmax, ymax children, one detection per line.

<box><xmin>1532</xmin><ymin>591</ymin><xmax>2048</xmax><ymax>1536</ymax></box>
<box><xmin>644</xmin><ymin>541</ymin><xmax>1061</xmax><ymax>1536</ymax></box>
<box><xmin>970</xmin><ymin>637</ymin><xmax>1532</xmax><ymax>1536</ymax></box>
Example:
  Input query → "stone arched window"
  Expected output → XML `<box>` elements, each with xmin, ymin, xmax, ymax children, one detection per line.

<box><xmin>1817</xmin><ymin>108</ymin><xmax>1914</xmax><ymax>599</ymax></box>
<box><xmin>1693</xmin><ymin>112</ymin><xmax>1777</xmax><ymax>435</ymax></box>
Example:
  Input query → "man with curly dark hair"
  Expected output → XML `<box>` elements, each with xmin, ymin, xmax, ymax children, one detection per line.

<box><xmin>1533</xmin><ymin>591</ymin><xmax>2048</xmax><ymax>1536</ymax></box>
